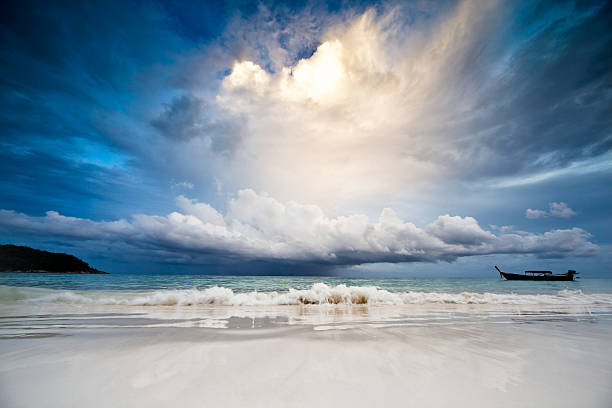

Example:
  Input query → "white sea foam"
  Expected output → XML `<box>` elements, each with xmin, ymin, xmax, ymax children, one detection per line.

<box><xmin>5</xmin><ymin>283</ymin><xmax>612</xmax><ymax>306</ymax></box>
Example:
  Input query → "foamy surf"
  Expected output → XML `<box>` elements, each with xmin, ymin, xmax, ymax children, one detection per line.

<box><xmin>3</xmin><ymin>283</ymin><xmax>612</xmax><ymax>306</ymax></box>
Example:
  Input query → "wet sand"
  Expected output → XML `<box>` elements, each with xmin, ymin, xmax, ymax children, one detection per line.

<box><xmin>1</xmin><ymin>312</ymin><xmax>611</xmax><ymax>408</ymax></box>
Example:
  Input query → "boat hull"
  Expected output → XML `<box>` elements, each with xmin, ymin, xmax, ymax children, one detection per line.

<box><xmin>499</xmin><ymin>272</ymin><xmax>575</xmax><ymax>281</ymax></box>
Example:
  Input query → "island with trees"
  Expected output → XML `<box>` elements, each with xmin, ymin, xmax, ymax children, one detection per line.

<box><xmin>0</xmin><ymin>244</ymin><xmax>108</xmax><ymax>274</ymax></box>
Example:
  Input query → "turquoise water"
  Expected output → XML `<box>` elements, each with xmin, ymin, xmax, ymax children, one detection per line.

<box><xmin>2</xmin><ymin>274</ymin><xmax>612</xmax><ymax>330</ymax></box>
<box><xmin>1</xmin><ymin>273</ymin><xmax>611</xmax><ymax>295</ymax></box>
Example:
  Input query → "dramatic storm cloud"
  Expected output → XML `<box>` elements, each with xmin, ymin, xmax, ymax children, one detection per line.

<box><xmin>1</xmin><ymin>0</ymin><xmax>610</xmax><ymax>274</ymax></box>
<box><xmin>195</xmin><ymin>0</ymin><xmax>612</xmax><ymax>209</ymax></box>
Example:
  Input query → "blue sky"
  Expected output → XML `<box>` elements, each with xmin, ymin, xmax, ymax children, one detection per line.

<box><xmin>0</xmin><ymin>0</ymin><xmax>611</xmax><ymax>276</ymax></box>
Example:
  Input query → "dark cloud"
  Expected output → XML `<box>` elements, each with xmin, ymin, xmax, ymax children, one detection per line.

<box><xmin>393</xmin><ymin>1</ymin><xmax>611</xmax><ymax>188</ymax></box>
<box><xmin>152</xmin><ymin>95</ymin><xmax>208</xmax><ymax>141</ymax></box>
<box><xmin>151</xmin><ymin>94</ymin><xmax>244</xmax><ymax>155</ymax></box>
<box><xmin>445</xmin><ymin>0</ymin><xmax>612</xmax><ymax>180</ymax></box>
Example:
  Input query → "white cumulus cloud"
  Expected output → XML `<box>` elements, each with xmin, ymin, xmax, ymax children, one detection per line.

<box><xmin>526</xmin><ymin>202</ymin><xmax>577</xmax><ymax>219</ymax></box>
<box><xmin>525</xmin><ymin>208</ymin><xmax>549</xmax><ymax>219</ymax></box>
<box><xmin>548</xmin><ymin>202</ymin><xmax>577</xmax><ymax>218</ymax></box>
<box><xmin>0</xmin><ymin>191</ymin><xmax>597</xmax><ymax>266</ymax></box>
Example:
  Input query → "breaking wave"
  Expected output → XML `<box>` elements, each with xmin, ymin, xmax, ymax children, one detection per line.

<box><xmin>3</xmin><ymin>283</ymin><xmax>612</xmax><ymax>306</ymax></box>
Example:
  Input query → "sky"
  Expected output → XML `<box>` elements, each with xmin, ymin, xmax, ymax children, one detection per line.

<box><xmin>0</xmin><ymin>0</ymin><xmax>611</xmax><ymax>276</ymax></box>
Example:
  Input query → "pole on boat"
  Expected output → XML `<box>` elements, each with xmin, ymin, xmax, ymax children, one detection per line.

<box><xmin>495</xmin><ymin>265</ymin><xmax>503</xmax><ymax>279</ymax></box>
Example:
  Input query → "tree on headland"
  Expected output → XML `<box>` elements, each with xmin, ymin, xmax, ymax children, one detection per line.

<box><xmin>0</xmin><ymin>244</ymin><xmax>107</xmax><ymax>274</ymax></box>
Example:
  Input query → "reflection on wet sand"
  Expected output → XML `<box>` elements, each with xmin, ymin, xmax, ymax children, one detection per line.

<box><xmin>0</xmin><ymin>301</ymin><xmax>610</xmax><ymax>337</ymax></box>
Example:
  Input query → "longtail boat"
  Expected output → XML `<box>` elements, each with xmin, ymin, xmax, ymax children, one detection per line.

<box><xmin>495</xmin><ymin>265</ymin><xmax>578</xmax><ymax>281</ymax></box>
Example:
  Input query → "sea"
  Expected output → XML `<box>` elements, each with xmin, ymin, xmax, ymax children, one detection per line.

<box><xmin>1</xmin><ymin>273</ymin><xmax>612</xmax><ymax>301</ymax></box>
<box><xmin>1</xmin><ymin>273</ymin><xmax>611</xmax><ymax>330</ymax></box>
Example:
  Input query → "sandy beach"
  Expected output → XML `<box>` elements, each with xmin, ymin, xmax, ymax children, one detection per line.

<box><xmin>1</xmin><ymin>298</ymin><xmax>611</xmax><ymax>408</ymax></box>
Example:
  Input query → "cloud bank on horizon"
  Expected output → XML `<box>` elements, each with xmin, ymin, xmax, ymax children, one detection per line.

<box><xmin>0</xmin><ymin>190</ymin><xmax>598</xmax><ymax>266</ymax></box>
<box><xmin>0</xmin><ymin>0</ymin><xmax>611</xmax><ymax>273</ymax></box>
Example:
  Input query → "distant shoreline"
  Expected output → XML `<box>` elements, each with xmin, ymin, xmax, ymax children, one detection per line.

<box><xmin>1</xmin><ymin>244</ymin><xmax>107</xmax><ymax>274</ymax></box>
<box><xmin>0</xmin><ymin>270</ymin><xmax>109</xmax><ymax>274</ymax></box>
